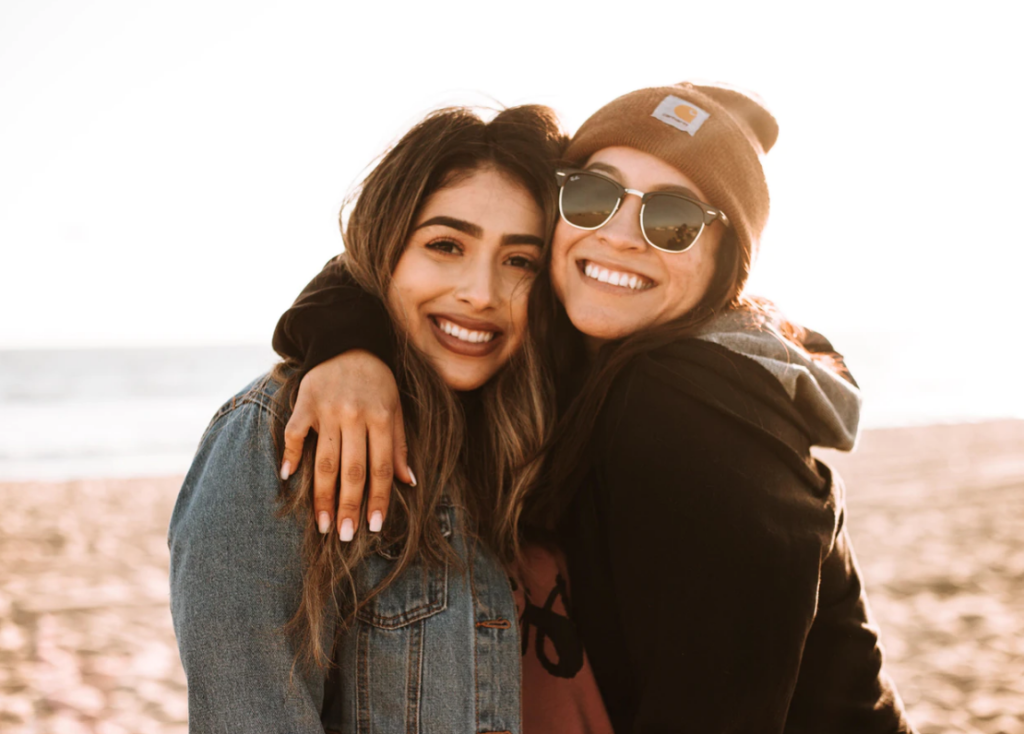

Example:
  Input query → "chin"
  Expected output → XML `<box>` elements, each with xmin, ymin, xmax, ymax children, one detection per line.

<box><xmin>438</xmin><ymin>367</ymin><xmax>494</xmax><ymax>392</ymax></box>
<box><xmin>582</xmin><ymin>324</ymin><xmax>633</xmax><ymax>343</ymax></box>
<box><xmin>565</xmin><ymin>304</ymin><xmax>638</xmax><ymax>342</ymax></box>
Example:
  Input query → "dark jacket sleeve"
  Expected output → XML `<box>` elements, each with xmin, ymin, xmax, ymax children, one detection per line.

<box><xmin>593</xmin><ymin>355</ymin><xmax>913</xmax><ymax>734</ymax></box>
<box><xmin>784</xmin><ymin>475</ymin><xmax>915</xmax><ymax>733</ymax></box>
<box><xmin>272</xmin><ymin>256</ymin><xmax>395</xmax><ymax>374</ymax></box>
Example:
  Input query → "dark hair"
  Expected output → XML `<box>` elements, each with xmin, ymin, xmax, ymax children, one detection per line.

<box><xmin>271</xmin><ymin>105</ymin><xmax>566</xmax><ymax>669</ymax></box>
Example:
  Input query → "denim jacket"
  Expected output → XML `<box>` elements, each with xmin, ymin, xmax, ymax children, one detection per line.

<box><xmin>168</xmin><ymin>376</ymin><xmax>523</xmax><ymax>733</ymax></box>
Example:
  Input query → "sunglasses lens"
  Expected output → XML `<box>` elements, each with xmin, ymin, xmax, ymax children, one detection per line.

<box><xmin>642</xmin><ymin>195</ymin><xmax>706</xmax><ymax>252</ymax></box>
<box><xmin>560</xmin><ymin>173</ymin><xmax>621</xmax><ymax>229</ymax></box>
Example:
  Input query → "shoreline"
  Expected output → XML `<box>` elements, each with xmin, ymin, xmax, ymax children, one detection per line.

<box><xmin>2</xmin><ymin>420</ymin><xmax>1023</xmax><ymax>732</ymax></box>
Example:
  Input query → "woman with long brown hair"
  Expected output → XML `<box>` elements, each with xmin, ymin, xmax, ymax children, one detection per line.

<box><xmin>168</xmin><ymin>105</ymin><xmax>613</xmax><ymax>733</ymax></box>
<box><xmin>270</xmin><ymin>82</ymin><xmax>917</xmax><ymax>732</ymax></box>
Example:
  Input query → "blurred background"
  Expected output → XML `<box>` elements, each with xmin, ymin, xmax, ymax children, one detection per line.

<box><xmin>1</xmin><ymin>0</ymin><xmax>1022</xmax><ymax>732</ymax></box>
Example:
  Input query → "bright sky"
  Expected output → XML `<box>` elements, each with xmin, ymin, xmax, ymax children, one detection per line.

<box><xmin>1</xmin><ymin>0</ymin><xmax>1020</xmax><ymax>349</ymax></box>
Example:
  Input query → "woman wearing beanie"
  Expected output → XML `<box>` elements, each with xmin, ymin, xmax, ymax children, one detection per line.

<box><xmin>271</xmin><ymin>83</ymin><xmax>916</xmax><ymax>733</ymax></box>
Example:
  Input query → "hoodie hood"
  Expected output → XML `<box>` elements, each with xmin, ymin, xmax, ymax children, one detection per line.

<box><xmin>694</xmin><ymin>309</ymin><xmax>861</xmax><ymax>451</ymax></box>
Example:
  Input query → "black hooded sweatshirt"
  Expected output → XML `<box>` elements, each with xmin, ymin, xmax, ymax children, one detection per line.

<box><xmin>272</xmin><ymin>261</ymin><xmax>916</xmax><ymax>734</ymax></box>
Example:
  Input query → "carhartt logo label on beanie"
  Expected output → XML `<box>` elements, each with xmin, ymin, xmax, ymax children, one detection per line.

<box><xmin>651</xmin><ymin>95</ymin><xmax>710</xmax><ymax>136</ymax></box>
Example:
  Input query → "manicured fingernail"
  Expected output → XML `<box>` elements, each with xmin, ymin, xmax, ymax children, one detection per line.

<box><xmin>339</xmin><ymin>518</ymin><xmax>354</xmax><ymax>542</ymax></box>
<box><xmin>408</xmin><ymin>468</ymin><xmax>417</xmax><ymax>487</ymax></box>
<box><xmin>280</xmin><ymin>461</ymin><xmax>291</xmax><ymax>481</ymax></box>
<box><xmin>317</xmin><ymin>512</ymin><xmax>331</xmax><ymax>534</ymax></box>
<box><xmin>369</xmin><ymin>511</ymin><xmax>383</xmax><ymax>533</ymax></box>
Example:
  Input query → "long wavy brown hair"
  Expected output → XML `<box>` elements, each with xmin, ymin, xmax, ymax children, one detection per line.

<box><xmin>268</xmin><ymin>105</ymin><xmax>565</xmax><ymax>670</ymax></box>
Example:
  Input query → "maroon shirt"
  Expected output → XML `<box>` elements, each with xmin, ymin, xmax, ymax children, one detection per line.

<box><xmin>513</xmin><ymin>544</ymin><xmax>613</xmax><ymax>734</ymax></box>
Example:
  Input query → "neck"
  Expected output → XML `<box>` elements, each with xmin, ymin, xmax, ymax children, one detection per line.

<box><xmin>584</xmin><ymin>334</ymin><xmax>607</xmax><ymax>360</ymax></box>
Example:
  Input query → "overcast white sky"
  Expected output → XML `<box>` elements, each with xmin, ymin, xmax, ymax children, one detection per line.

<box><xmin>1</xmin><ymin>0</ymin><xmax>1020</xmax><ymax>349</ymax></box>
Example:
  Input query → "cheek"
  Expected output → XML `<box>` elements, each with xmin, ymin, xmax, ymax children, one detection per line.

<box><xmin>386</xmin><ymin>252</ymin><xmax>424</xmax><ymax>332</ymax></box>
<box><xmin>691</xmin><ymin>233</ymin><xmax>721</xmax><ymax>292</ymax></box>
<box><xmin>662</xmin><ymin>238</ymin><xmax>719</xmax><ymax>310</ymax></box>
<box><xmin>502</xmin><ymin>283</ymin><xmax>533</xmax><ymax>354</ymax></box>
<box><xmin>385</xmin><ymin>282</ymin><xmax>410</xmax><ymax>332</ymax></box>
<box><xmin>549</xmin><ymin>223</ymin><xmax>576</xmax><ymax>298</ymax></box>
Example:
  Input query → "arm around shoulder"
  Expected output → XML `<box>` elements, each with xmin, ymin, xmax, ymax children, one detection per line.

<box><xmin>273</xmin><ymin>256</ymin><xmax>395</xmax><ymax>373</ymax></box>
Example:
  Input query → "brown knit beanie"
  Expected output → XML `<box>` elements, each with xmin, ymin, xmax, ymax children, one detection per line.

<box><xmin>563</xmin><ymin>82</ymin><xmax>778</xmax><ymax>285</ymax></box>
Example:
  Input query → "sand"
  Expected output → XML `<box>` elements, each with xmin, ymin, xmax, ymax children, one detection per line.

<box><xmin>1</xmin><ymin>420</ymin><xmax>1023</xmax><ymax>733</ymax></box>
<box><xmin>817</xmin><ymin>420</ymin><xmax>1024</xmax><ymax>733</ymax></box>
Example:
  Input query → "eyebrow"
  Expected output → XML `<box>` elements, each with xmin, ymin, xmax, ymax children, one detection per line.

<box><xmin>501</xmin><ymin>234</ymin><xmax>545</xmax><ymax>247</ymax></box>
<box><xmin>586</xmin><ymin>162</ymin><xmax>622</xmax><ymax>178</ymax></box>
<box><xmin>656</xmin><ymin>183</ymin><xmax>704</xmax><ymax>201</ymax></box>
<box><xmin>584</xmin><ymin>163</ymin><xmax>704</xmax><ymax>201</ymax></box>
<box><xmin>416</xmin><ymin>216</ymin><xmax>544</xmax><ymax>247</ymax></box>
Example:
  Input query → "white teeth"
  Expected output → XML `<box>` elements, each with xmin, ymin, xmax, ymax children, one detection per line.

<box><xmin>582</xmin><ymin>262</ymin><xmax>652</xmax><ymax>291</ymax></box>
<box><xmin>437</xmin><ymin>319</ymin><xmax>495</xmax><ymax>343</ymax></box>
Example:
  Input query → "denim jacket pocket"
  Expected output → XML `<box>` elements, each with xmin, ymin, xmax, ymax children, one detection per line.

<box><xmin>353</xmin><ymin>506</ymin><xmax>452</xmax><ymax>630</ymax></box>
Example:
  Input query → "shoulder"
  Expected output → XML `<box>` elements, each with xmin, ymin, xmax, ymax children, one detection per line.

<box><xmin>599</xmin><ymin>342</ymin><xmax>775</xmax><ymax>457</ymax></box>
<box><xmin>198</xmin><ymin>373</ymin><xmax>286</xmax><ymax>446</ymax></box>
<box><xmin>598</xmin><ymin>352</ymin><xmax>768</xmax><ymax>486</ymax></box>
<box><xmin>595</xmin><ymin>347</ymin><xmax>833</xmax><ymax>525</ymax></box>
<box><xmin>190</xmin><ymin>371</ymin><xmax>288</xmax><ymax>487</ymax></box>
<box><xmin>601</xmin><ymin>343</ymin><xmax>825</xmax><ymax>489</ymax></box>
<box><xmin>610</xmin><ymin>339</ymin><xmax>798</xmax><ymax>432</ymax></box>
<box><xmin>170</xmin><ymin>373</ymin><xmax>291</xmax><ymax>543</ymax></box>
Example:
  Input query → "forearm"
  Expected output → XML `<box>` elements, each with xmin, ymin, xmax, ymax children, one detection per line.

<box><xmin>273</xmin><ymin>256</ymin><xmax>395</xmax><ymax>373</ymax></box>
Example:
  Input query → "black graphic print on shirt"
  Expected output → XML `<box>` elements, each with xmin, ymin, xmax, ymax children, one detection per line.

<box><xmin>511</xmin><ymin>573</ymin><xmax>585</xmax><ymax>679</ymax></box>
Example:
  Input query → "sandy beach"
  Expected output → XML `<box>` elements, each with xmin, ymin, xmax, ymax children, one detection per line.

<box><xmin>1</xmin><ymin>420</ymin><xmax>1022</xmax><ymax>733</ymax></box>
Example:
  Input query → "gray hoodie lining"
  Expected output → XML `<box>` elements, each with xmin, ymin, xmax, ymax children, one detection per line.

<box><xmin>695</xmin><ymin>309</ymin><xmax>862</xmax><ymax>451</ymax></box>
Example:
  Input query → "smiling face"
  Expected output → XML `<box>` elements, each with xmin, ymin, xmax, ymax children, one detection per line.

<box><xmin>550</xmin><ymin>146</ymin><xmax>725</xmax><ymax>349</ymax></box>
<box><xmin>387</xmin><ymin>166</ymin><xmax>545</xmax><ymax>391</ymax></box>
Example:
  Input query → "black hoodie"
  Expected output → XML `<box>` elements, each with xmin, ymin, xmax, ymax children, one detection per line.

<box><xmin>557</xmin><ymin>331</ymin><xmax>913</xmax><ymax>733</ymax></box>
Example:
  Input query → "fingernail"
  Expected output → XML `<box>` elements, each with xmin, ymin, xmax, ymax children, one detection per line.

<box><xmin>408</xmin><ymin>468</ymin><xmax>417</xmax><ymax>487</ymax></box>
<box><xmin>317</xmin><ymin>512</ymin><xmax>331</xmax><ymax>534</ymax></box>
<box><xmin>369</xmin><ymin>511</ymin><xmax>383</xmax><ymax>533</ymax></box>
<box><xmin>339</xmin><ymin>518</ymin><xmax>354</xmax><ymax>542</ymax></box>
<box><xmin>280</xmin><ymin>460</ymin><xmax>291</xmax><ymax>481</ymax></box>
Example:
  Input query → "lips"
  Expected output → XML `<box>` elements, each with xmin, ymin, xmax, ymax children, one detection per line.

<box><xmin>429</xmin><ymin>314</ymin><xmax>504</xmax><ymax>357</ymax></box>
<box><xmin>578</xmin><ymin>260</ymin><xmax>655</xmax><ymax>292</ymax></box>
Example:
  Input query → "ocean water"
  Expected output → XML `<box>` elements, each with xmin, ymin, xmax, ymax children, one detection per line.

<box><xmin>0</xmin><ymin>336</ymin><xmax>1019</xmax><ymax>481</ymax></box>
<box><xmin>0</xmin><ymin>346</ymin><xmax>279</xmax><ymax>482</ymax></box>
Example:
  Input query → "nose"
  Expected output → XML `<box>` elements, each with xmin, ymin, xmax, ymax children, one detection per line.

<box><xmin>597</xmin><ymin>194</ymin><xmax>647</xmax><ymax>252</ymax></box>
<box><xmin>453</xmin><ymin>256</ymin><xmax>502</xmax><ymax>311</ymax></box>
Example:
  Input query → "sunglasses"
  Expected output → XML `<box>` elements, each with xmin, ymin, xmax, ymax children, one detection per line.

<box><xmin>555</xmin><ymin>169</ymin><xmax>730</xmax><ymax>253</ymax></box>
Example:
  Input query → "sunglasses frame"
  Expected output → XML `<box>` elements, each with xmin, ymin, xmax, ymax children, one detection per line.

<box><xmin>555</xmin><ymin>168</ymin><xmax>730</xmax><ymax>254</ymax></box>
